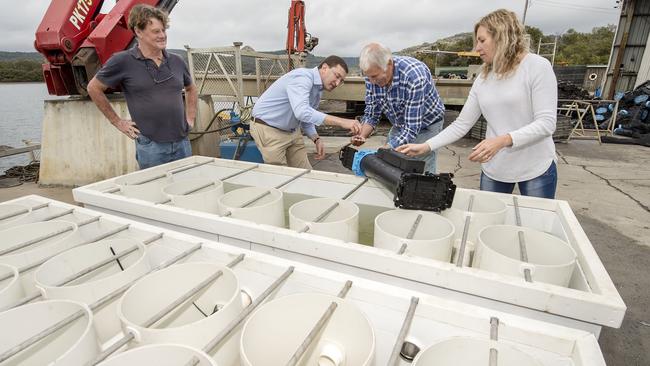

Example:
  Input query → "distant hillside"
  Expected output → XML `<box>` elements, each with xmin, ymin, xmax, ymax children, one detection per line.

<box><xmin>0</xmin><ymin>51</ymin><xmax>43</xmax><ymax>62</ymax></box>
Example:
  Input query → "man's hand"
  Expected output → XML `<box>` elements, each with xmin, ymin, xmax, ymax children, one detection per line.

<box><xmin>187</xmin><ymin>119</ymin><xmax>195</xmax><ymax>130</ymax></box>
<box><xmin>468</xmin><ymin>134</ymin><xmax>512</xmax><ymax>163</ymax></box>
<box><xmin>114</xmin><ymin>119</ymin><xmax>140</xmax><ymax>139</ymax></box>
<box><xmin>395</xmin><ymin>143</ymin><xmax>431</xmax><ymax>157</ymax></box>
<box><xmin>314</xmin><ymin>138</ymin><xmax>325</xmax><ymax>160</ymax></box>
<box><xmin>350</xmin><ymin>135</ymin><xmax>366</xmax><ymax>146</ymax></box>
<box><xmin>340</xmin><ymin>118</ymin><xmax>361</xmax><ymax>135</ymax></box>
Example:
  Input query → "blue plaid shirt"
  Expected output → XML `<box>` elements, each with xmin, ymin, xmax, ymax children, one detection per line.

<box><xmin>362</xmin><ymin>56</ymin><xmax>445</xmax><ymax>148</ymax></box>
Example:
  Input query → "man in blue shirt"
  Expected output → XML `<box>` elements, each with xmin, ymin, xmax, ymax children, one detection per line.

<box><xmin>354</xmin><ymin>43</ymin><xmax>445</xmax><ymax>173</ymax></box>
<box><xmin>251</xmin><ymin>56</ymin><xmax>361</xmax><ymax>169</ymax></box>
<box><xmin>88</xmin><ymin>5</ymin><xmax>197</xmax><ymax>169</ymax></box>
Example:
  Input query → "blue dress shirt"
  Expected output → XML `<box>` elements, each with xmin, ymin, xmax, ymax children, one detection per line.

<box><xmin>362</xmin><ymin>56</ymin><xmax>445</xmax><ymax>148</ymax></box>
<box><xmin>252</xmin><ymin>67</ymin><xmax>326</xmax><ymax>137</ymax></box>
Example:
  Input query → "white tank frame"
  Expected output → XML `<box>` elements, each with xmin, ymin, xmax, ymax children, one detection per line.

<box><xmin>0</xmin><ymin>196</ymin><xmax>607</xmax><ymax>366</ymax></box>
<box><xmin>70</xmin><ymin>156</ymin><xmax>626</xmax><ymax>336</ymax></box>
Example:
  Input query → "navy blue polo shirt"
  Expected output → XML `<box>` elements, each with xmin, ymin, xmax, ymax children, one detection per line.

<box><xmin>96</xmin><ymin>45</ymin><xmax>193</xmax><ymax>142</ymax></box>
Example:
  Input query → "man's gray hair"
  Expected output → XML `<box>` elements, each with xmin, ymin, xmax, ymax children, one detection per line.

<box><xmin>359</xmin><ymin>43</ymin><xmax>393</xmax><ymax>72</ymax></box>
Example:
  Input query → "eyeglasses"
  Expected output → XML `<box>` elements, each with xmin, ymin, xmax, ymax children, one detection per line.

<box><xmin>145</xmin><ymin>61</ymin><xmax>174</xmax><ymax>84</ymax></box>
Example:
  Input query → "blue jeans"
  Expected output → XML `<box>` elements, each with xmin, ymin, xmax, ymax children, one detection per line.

<box><xmin>480</xmin><ymin>161</ymin><xmax>558</xmax><ymax>199</ymax></box>
<box><xmin>135</xmin><ymin>134</ymin><xmax>192</xmax><ymax>169</ymax></box>
<box><xmin>389</xmin><ymin>121</ymin><xmax>443</xmax><ymax>173</ymax></box>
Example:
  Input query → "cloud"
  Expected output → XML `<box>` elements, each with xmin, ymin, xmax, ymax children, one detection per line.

<box><xmin>7</xmin><ymin>0</ymin><xmax>620</xmax><ymax>56</ymax></box>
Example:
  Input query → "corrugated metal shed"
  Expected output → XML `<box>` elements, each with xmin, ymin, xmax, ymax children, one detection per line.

<box><xmin>604</xmin><ymin>0</ymin><xmax>650</xmax><ymax>97</ymax></box>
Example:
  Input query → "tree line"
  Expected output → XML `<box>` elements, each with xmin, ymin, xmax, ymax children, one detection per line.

<box><xmin>0</xmin><ymin>59</ymin><xmax>43</xmax><ymax>82</ymax></box>
<box><xmin>414</xmin><ymin>25</ymin><xmax>616</xmax><ymax>70</ymax></box>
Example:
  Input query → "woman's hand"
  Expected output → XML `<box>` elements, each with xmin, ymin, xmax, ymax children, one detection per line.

<box><xmin>468</xmin><ymin>134</ymin><xmax>512</xmax><ymax>163</ymax></box>
<box><xmin>395</xmin><ymin>143</ymin><xmax>431</xmax><ymax>157</ymax></box>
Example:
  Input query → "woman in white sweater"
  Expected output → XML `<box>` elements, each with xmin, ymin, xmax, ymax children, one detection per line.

<box><xmin>397</xmin><ymin>9</ymin><xmax>558</xmax><ymax>198</ymax></box>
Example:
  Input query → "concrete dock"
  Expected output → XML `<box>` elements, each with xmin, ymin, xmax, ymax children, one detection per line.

<box><xmin>0</xmin><ymin>136</ymin><xmax>648</xmax><ymax>365</ymax></box>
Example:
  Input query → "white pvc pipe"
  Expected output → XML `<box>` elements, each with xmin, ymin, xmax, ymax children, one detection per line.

<box><xmin>218</xmin><ymin>187</ymin><xmax>285</xmax><ymax>227</ymax></box>
<box><xmin>35</xmin><ymin>239</ymin><xmax>151</xmax><ymax>344</ymax></box>
<box><xmin>474</xmin><ymin>225</ymin><xmax>578</xmax><ymax>287</ymax></box>
<box><xmin>115</xmin><ymin>174</ymin><xmax>173</xmax><ymax>202</ymax></box>
<box><xmin>442</xmin><ymin>191</ymin><xmax>507</xmax><ymax>243</ymax></box>
<box><xmin>0</xmin><ymin>299</ymin><xmax>100</xmax><ymax>366</ymax></box>
<box><xmin>0</xmin><ymin>263</ymin><xmax>23</xmax><ymax>311</ymax></box>
<box><xmin>96</xmin><ymin>343</ymin><xmax>217</xmax><ymax>366</ymax></box>
<box><xmin>412</xmin><ymin>336</ymin><xmax>543</xmax><ymax>365</ymax></box>
<box><xmin>162</xmin><ymin>177</ymin><xmax>224</xmax><ymax>213</ymax></box>
<box><xmin>118</xmin><ymin>262</ymin><xmax>243</xmax><ymax>366</ymax></box>
<box><xmin>0</xmin><ymin>220</ymin><xmax>80</xmax><ymax>293</ymax></box>
<box><xmin>240</xmin><ymin>293</ymin><xmax>375</xmax><ymax>366</ymax></box>
<box><xmin>374</xmin><ymin>209</ymin><xmax>455</xmax><ymax>261</ymax></box>
<box><xmin>290</xmin><ymin>198</ymin><xmax>359</xmax><ymax>242</ymax></box>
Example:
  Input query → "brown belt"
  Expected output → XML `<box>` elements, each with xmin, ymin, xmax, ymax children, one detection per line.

<box><xmin>253</xmin><ymin>118</ymin><xmax>289</xmax><ymax>132</ymax></box>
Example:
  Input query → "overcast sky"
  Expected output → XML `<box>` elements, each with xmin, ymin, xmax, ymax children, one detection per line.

<box><xmin>9</xmin><ymin>0</ymin><xmax>620</xmax><ymax>56</ymax></box>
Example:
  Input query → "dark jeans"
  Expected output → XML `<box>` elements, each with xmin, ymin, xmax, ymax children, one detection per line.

<box><xmin>480</xmin><ymin>161</ymin><xmax>558</xmax><ymax>199</ymax></box>
<box><xmin>135</xmin><ymin>134</ymin><xmax>192</xmax><ymax>169</ymax></box>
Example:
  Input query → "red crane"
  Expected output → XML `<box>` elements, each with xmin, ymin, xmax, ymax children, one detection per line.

<box><xmin>34</xmin><ymin>0</ymin><xmax>314</xmax><ymax>95</ymax></box>
<box><xmin>34</xmin><ymin>0</ymin><xmax>178</xmax><ymax>96</ymax></box>
<box><xmin>286</xmin><ymin>0</ymin><xmax>318</xmax><ymax>69</ymax></box>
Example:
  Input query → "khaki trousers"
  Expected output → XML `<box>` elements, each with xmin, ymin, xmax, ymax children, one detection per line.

<box><xmin>250</xmin><ymin>122</ymin><xmax>312</xmax><ymax>169</ymax></box>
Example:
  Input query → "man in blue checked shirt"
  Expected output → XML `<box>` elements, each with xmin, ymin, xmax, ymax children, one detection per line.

<box><xmin>251</xmin><ymin>56</ymin><xmax>361</xmax><ymax>169</ymax></box>
<box><xmin>354</xmin><ymin>43</ymin><xmax>446</xmax><ymax>173</ymax></box>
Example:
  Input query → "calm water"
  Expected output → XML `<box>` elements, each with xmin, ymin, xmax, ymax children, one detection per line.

<box><xmin>0</xmin><ymin>83</ymin><xmax>64</xmax><ymax>174</ymax></box>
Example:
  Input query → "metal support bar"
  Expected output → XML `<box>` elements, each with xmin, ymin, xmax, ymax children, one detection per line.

<box><xmin>406</xmin><ymin>214</ymin><xmax>423</xmax><ymax>239</ymax></box>
<box><xmin>387</xmin><ymin>297</ymin><xmax>420</xmax><ymax>365</ymax></box>
<box><xmin>7</xmin><ymin>232</ymin><xmax>163</xmax><ymax>309</ymax></box>
<box><xmin>0</xmin><ymin>202</ymin><xmax>49</xmax><ymax>221</ymax></box>
<box><xmin>219</xmin><ymin>164</ymin><xmax>259</xmax><ymax>181</ymax></box>
<box><xmin>41</xmin><ymin>208</ymin><xmax>75</xmax><ymax>221</ymax></box>
<box><xmin>298</xmin><ymin>178</ymin><xmax>368</xmax><ymax>233</ymax></box>
<box><xmin>0</xmin><ymin>224</ymin><xmax>75</xmax><ymax>256</ymax></box>
<box><xmin>7</xmin><ymin>224</ymin><xmax>131</xmax><ymax>278</ymax></box>
<box><xmin>489</xmin><ymin>317</ymin><xmax>499</xmax><ymax>366</ymax></box>
<box><xmin>142</xmin><ymin>253</ymin><xmax>244</xmax><ymax>329</ymax></box>
<box><xmin>200</xmin><ymin>267</ymin><xmax>295</xmax><ymax>357</ymax></box>
<box><xmin>0</xmin><ymin>305</ymin><xmax>87</xmax><ymax>362</ymax></box>
<box><xmin>87</xmin><ymin>243</ymin><xmax>204</xmax><ymax>366</ymax></box>
<box><xmin>225</xmin><ymin>170</ymin><xmax>311</xmax><ymax>216</ymax></box>
<box><xmin>274</xmin><ymin>169</ymin><xmax>311</xmax><ymax>189</ymax></box>
<box><xmin>103</xmin><ymin>160</ymin><xmax>214</xmax><ymax>193</ymax></box>
<box><xmin>455</xmin><ymin>195</ymin><xmax>474</xmax><ymax>267</ymax></box>
<box><xmin>158</xmin><ymin>181</ymin><xmax>217</xmax><ymax>205</ymax></box>
<box><xmin>286</xmin><ymin>280</ymin><xmax>353</xmax><ymax>366</ymax></box>
<box><xmin>396</xmin><ymin>214</ymin><xmax>423</xmax><ymax>255</ymax></box>
<box><xmin>513</xmin><ymin>197</ymin><xmax>532</xmax><ymax>282</ymax></box>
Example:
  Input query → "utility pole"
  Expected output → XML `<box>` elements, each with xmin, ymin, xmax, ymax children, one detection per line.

<box><xmin>523</xmin><ymin>0</ymin><xmax>530</xmax><ymax>25</ymax></box>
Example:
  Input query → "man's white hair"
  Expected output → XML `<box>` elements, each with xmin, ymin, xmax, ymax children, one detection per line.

<box><xmin>359</xmin><ymin>43</ymin><xmax>393</xmax><ymax>72</ymax></box>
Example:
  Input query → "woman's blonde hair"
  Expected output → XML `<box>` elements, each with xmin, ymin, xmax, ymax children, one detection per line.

<box><xmin>475</xmin><ymin>9</ymin><xmax>529</xmax><ymax>78</ymax></box>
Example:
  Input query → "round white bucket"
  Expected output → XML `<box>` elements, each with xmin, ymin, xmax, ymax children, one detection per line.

<box><xmin>0</xmin><ymin>299</ymin><xmax>100</xmax><ymax>366</ymax></box>
<box><xmin>0</xmin><ymin>203</ymin><xmax>31</xmax><ymax>230</ymax></box>
<box><xmin>412</xmin><ymin>337</ymin><xmax>543</xmax><ymax>365</ymax></box>
<box><xmin>289</xmin><ymin>198</ymin><xmax>359</xmax><ymax>242</ymax></box>
<box><xmin>118</xmin><ymin>262</ymin><xmax>243</xmax><ymax>366</ymax></box>
<box><xmin>115</xmin><ymin>174</ymin><xmax>172</xmax><ymax>202</ymax></box>
<box><xmin>218</xmin><ymin>187</ymin><xmax>285</xmax><ymax>227</ymax></box>
<box><xmin>162</xmin><ymin>177</ymin><xmax>224</xmax><ymax>214</ymax></box>
<box><xmin>473</xmin><ymin>225</ymin><xmax>577</xmax><ymax>286</ymax></box>
<box><xmin>442</xmin><ymin>191</ymin><xmax>507</xmax><ymax>243</ymax></box>
<box><xmin>374</xmin><ymin>209</ymin><xmax>455</xmax><ymax>261</ymax></box>
<box><xmin>241</xmin><ymin>293</ymin><xmax>375</xmax><ymax>366</ymax></box>
<box><xmin>35</xmin><ymin>238</ymin><xmax>150</xmax><ymax>344</ymax></box>
<box><xmin>97</xmin><ymin>343</ymin><xmax>217</xmax><ymax>366</ymax></box>
<box><xmin>0</xmin><ymin>263</ymin><xmax>24</xmax><ymax>311</ymax></box>
<box><xmin>0</xmin><ymin>220</ymin><xmax>80</xmax><ymax>294</ymax></box>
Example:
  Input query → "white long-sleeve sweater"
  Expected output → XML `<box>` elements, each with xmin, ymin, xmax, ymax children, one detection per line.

<box><xmin>427</xmin><ymin>53</ymin><xmax>558</xmax><ymax>183</ymax></box>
